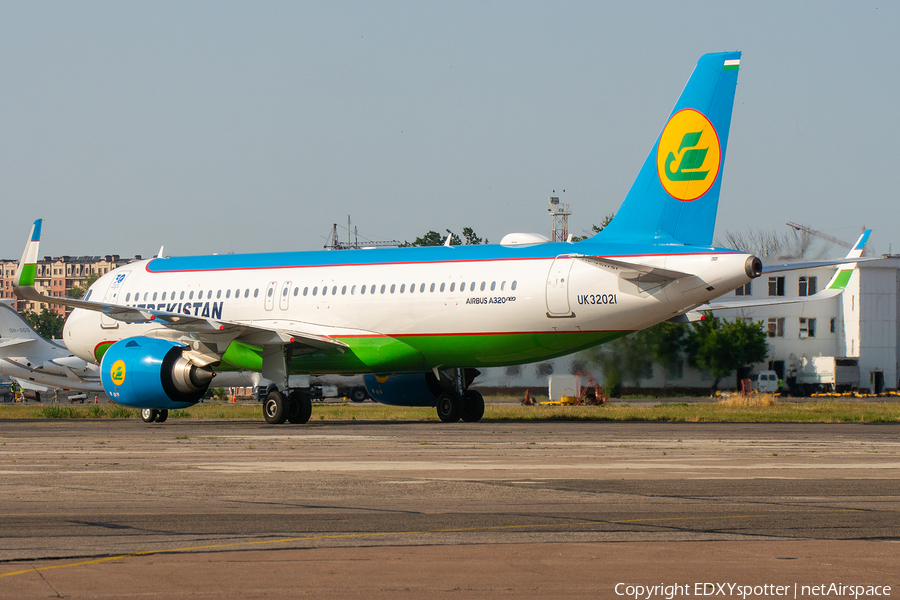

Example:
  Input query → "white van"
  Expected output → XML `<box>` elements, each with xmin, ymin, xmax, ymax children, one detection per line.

<box><xmin>750</xmin><ymin>370</ymin><xmax>780</xmax><ymax>393</ymax></box>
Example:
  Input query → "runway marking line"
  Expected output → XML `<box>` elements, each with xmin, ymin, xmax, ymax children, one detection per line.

<box><xmin>0</xmin><ymin>510</ymin><xmax>857</xmax><ymax>580</ymax></box>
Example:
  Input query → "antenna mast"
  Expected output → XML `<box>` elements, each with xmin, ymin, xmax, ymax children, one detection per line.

<box><xmin>549</xmin><ymin>195</ymin><xmax>571</xmax><ymax>242</ymax></box>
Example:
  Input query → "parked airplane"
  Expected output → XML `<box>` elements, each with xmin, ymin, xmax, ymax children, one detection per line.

<box><xmin>17</xmin><ymin>51</ymin><xmax>786</xmax><ymax>424</ymax></box>
<box><xmin>0</xmin><ymin>300</ymin><xmax>103</xmax><ymax>396</ymax></box>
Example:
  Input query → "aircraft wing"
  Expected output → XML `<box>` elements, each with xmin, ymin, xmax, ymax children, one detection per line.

<box><xmin>13</xmin><ymin>220</ymin><xmax>348</xmax><ymax>354</ymax></box>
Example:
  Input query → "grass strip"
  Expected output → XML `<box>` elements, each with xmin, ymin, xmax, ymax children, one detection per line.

<box><xmin>1</xmin><ymin>399</ymin><xmax>898</xmax><ymax>423</ymax></box>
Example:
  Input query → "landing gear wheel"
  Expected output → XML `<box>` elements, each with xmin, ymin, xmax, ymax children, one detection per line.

<box><xmin>286</xmin><ymin>392</ymin><xmax>312</xmax><ymax>424</ymax></box>
<box><xmin>141</xmin><ymin>408</ymin><xmax>157</xmax><ymax>423</ymax></box>
<box><xmin>461</xmin><ymin>390</ymin><xmax>485</xmax><ymax>423</ymax></box>
<box><xmin>263</xmin><ymin>391</ymin><xmax>288</xmax><ymax>424</ymax></box>
<box><xmin>155</xmin><ymin>409</ymin><xmax>169</xmax><ymax>423</ymax></box>
<box><xmin>436</xmin><ymin>393</ymin><xmax>461</xmax><ymax>423</ymax></box>
<box><xmin>349</xmin><ymin>387</ymin><xmax>368</xmax><ymax>403</ymax></box>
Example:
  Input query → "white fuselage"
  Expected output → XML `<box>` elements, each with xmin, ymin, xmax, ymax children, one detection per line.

<box><xmin>63</xmin><ymin>244</ymin><xmax>755</xmax><ymax>372</ymax></box>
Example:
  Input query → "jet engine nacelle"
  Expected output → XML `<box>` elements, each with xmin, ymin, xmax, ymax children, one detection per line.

<box><xmin>363</xmin><ymin>373</ymin><xmax>443</xmax><ymax>407</ymax></box>
<box><xmin>100</xmin><ymin>337</ymin><xmax>213</xmax><ymax>409</ymax></box>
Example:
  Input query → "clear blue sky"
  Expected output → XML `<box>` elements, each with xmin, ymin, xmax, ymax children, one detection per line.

<box><xmin>1</xmin><ymin>1</ymin><xmax>896</xmax><ymax>258</ymax></box>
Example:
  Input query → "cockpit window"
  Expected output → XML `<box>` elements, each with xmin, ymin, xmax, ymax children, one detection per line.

<box><xmin>83</xmin><ymin>290</ymin><xmax>92</xmax><ymax>301</ymax></box>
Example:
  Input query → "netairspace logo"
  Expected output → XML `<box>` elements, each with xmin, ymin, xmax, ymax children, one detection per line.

<box><xmin>614</xmin><ymin>582</ymin><xmax>892</xmax><ymax>599</ymax></box>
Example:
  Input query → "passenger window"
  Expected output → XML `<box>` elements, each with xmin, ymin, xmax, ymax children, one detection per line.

<box><xmin>293</xmin><ymin>287</ymin><xmax>299</xmax><ymax>296</ymax></box>
<box><xmin>439</xmin><ymin>283</ymin><xmax>445</xmax><ymax>292</ymax></box>
<box><xmin>207</xmin><ymin>291</ymin><xmax>212</xmax><ymax>299</ymax></box>
<box><xmin>342</xmin><ymin>285</ymin><xmax>347</xmax><ymax>295</ymax></box>
<box><xmin>282</xmin><ymin>287</ymin><xmax>287</xmax><ymax>296</ymax></box>
<box><xmin>244</xmin><ymin>289</ymin><xmax>249</xmax><ymax>298</ymax></box>
<box><xmin>430</xmin><ymin>283</ymin><xmax>435</xmax><ymax>292</ymax></box>
<box><xmin>267</xmin><ymin>288</ymin><xmax>274</xmax><ymax>297</ymax></box>
<box><xmin>511</xmin><ymin>281</ymin><xmax>517</xmax><ymax>290</ymax></box>
<box><xmin>217</xmin><ymin>290</ymin><xmax>222</xmax><ymax>299</ymax></box>
<box><xmin>400</xmin><ymin>284</ymin><xmax>406</xmax><ymax>293</ymax></box>
<box><xmin>189</xmin><ymin>291</ymin><xmax>194</xmax><ymax>300</ymax></box>
<box><xmin>501</xmin><ymin>281</ymin><xmax>506</xmax><ymax>291</ymax></box>
<box><xmin>180</xmin><ymin>291</ymin><xmax>185</xmax><ymax>300</ymax></box>
<box><xmin>490</xmin><ymin>282</ymin><xmax>496</xmax><ymax>291</ymax></box>
<box><xmin>480</xmin><ymin>282</ymin><xmax>486</xmax><ymax>291</ymax></box>
<box><xmin>144</xmin><ymin>292</ymin><xmax>149</xmax><ymax>301</ymax></box>
<box><xmin>420</xmin><ymin>283</ymin><xmax>425</xmax><ymax>292</ymax></box>
<box><xmin>303</xmin><ymin>287</ymin><xmax>308</xmax><ymax>296</ymax></box>
<box><xmin>126</xmin><ymin>293</ymin><xmax>131</xmax><ymax>301</ymax></box>
<box><xmin>390</xmin><ymin>284</ymin><xmax>396</xmax><ymax>293</ymax></box>
<box><xmin>409</xmin><ymin>283</ymin><xmax>415</xmax><ymax>293</ymax></box>
<box><xmin>254</xmin><ymin>289</ymin><xmax>259</xmax><ymax>298</ymax></box>
<box><xmin>313</xmin><ymin>287</ymin><xmax>318</xmax><ymax>296</ymax></box>
<box><xmin>450</xmin><ymin>282</ymin><xmax>456</xmax><ymax>292</ymax></box>
<box><xmin>371</xmin><ymin>285</ymin><xmax>376</xmax><ymax>294</ymax></box>
<box><xmin>460</xmin><ymin>283</ymin><xmax>466</xmax><ymax>292</ymax></box>
<box><xmin>226</xmin><ymin>289</ymin><xmax>231</xmax><ymax>299</ymax></box>
<box><xmin>323</xmin><ymin>286</ymin><xmax>328</xmax><ymax>296</ymax></box>
<box><xmin>332</xmin><ymin>286</ymin><xmax>337</xmax><ymax>295</ymax></box>
<box><xmin>360</xmin><ymin>285</ymin><xmax>366</xmax><ymax>295</ymax></box>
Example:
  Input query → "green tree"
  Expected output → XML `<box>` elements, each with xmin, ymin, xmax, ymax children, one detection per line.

<box><xmin>571</xmin><ymin>213</ymin><xmax>615</xmax><ymax>242</ymax></box>
<box><xmin>642</xmin><ymin>321</ymin><xmax>688</xmax><ymax>387</ymax></box>
<box><xmin>69</xmin><ymin>273</ymin><xmax>101</xmax><ymax>299</ymax></box>
<box><xmin>23</xmin><ymin>308</ymin><xmax>65</xmax><ymax>339</ymax></box>
<box><xmin>586</xmin><ymin>321</ymin><xmax>687</xmax><ymax>396</ymax></box>
<box><xmin>461</xmin><ymin>227</ymin><xmax>485</xmax><ymax>245</ymax></box>
<box><xmin>402</xmin><ymin>227</ymin><xmax>487</xmax><ymax>247</ymax></box>
<box><xmin>683</xmin><ymin>315</ymin><xmax>768</xmax><ymax>393</ymax></box>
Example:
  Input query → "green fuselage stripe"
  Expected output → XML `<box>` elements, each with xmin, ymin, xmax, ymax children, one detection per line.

<box><xmin>270</xmin><ymin>331</ymin><xmax>631</xmax><ymax>375</ymax></box>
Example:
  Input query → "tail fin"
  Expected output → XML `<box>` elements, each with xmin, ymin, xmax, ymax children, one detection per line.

<box><xmin>13</xmin><ymin>219</ymin><xmax>44</xmax><ymax>302</ymax></box>
<box><xmin>0</xmin><ymin>300</ymin><xmax>43</xmax><ymax>346</ymax></box>
<box><xmin>591</xmin><ymin>52</ymin><xmax>741</xmax><ymax>247</ymax></box>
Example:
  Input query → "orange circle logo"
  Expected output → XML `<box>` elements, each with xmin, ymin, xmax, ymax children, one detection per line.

<box><xmin>110</xmin><ymin>359</ymin><xmax>126</xmax><ymax>386</ymax></box>
<box><xmin>656</xmin><ymin>109</ymin><xmax>720</xmax><ymax>201</ymax></box>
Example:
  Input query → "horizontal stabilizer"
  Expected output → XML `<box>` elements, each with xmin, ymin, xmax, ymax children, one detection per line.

<box><xmin>576</xmin><ymin>255</ymin><xmax>692</xmax><ymax>281</ymax></box>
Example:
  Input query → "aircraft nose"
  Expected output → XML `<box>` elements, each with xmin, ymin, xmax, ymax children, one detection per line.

<box><xmin>745</xmin><ymin>255</ymin><xmax>763</xmax><ymax>279</ymax></box>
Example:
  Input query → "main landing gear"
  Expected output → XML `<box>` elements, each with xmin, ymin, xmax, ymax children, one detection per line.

<box><xmin>263</xmin><ymin>390</ymin><xmax>313</xmax><ymax>425</ymax></box>
<box><xmin>436</xmin><ymin>389</ymin><xmax>485</xmax><ymax>423</ymax></box>
<box><xmin>434</xmin><ymin>368</ymin><xmax>484</xmax><ymax>423</ymax></box>
<box><xmin>140</xmin><ymin>408</ymin><xmax>169</xmax><ymax>423</ymax></box>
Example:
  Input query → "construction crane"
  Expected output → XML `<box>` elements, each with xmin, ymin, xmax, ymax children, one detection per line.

<box><xmin>324</xmin><ymin>216</ymin><xmax>401</xmax><ymax>250</ymax></box>
<box><xmin>786</xmin><ymin>222</ymin><xmax>853</xmax><ymax>250</ymax></box>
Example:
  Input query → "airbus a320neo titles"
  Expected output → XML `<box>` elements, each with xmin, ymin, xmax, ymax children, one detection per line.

<box><xmin>13</xmin><ymin>52</ymin><xmax>863</xmax><ymax>424</ymax></box>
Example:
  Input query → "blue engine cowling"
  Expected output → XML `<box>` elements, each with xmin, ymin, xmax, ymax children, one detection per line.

<box><xmin>100</xmin><ymin>337</ymin><xmax>214</xmax><ymax>409</ymax></box>
<box><xmin>363</xmin><ymin>373</ymin><xmax>443</xmax><ymax>407</ymax></box>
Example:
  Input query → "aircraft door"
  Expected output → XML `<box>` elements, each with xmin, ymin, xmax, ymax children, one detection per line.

<box><xmin>264</xmin><ymin>281</ymin><xmax>277</xmax><ymax>311</ymax></box>
<box><xmin>546</xmin><ymin>257</ymin><xmax>574</xmax><ymax>317</ymax></box>
<box><xmin>279</xmin><ymin>281</ymin><xmax>292</xmax><ymax>311</ymax></box>
<box><xmin>100</xmin><ymin>271</ymin><xmax>130</xmax><ymax>329</ymax></box>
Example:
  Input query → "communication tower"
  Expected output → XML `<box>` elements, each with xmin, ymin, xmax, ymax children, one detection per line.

<box><xmin>548</xmin><ymin>196</ymin><xmax>571</xmax><ymax>242</ymax></box>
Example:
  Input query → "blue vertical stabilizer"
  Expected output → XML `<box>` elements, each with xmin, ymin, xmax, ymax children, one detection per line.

<box><xmin>590</xmin><ymin>52</ymin><xmax>741</xmax><ymax>247</ymax></box>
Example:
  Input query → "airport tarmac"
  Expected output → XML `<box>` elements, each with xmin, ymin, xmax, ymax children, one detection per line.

<box><xmin>1</xmin><ymin>419</ymin><xmax>899</xmax><ymax>598</ymax></box>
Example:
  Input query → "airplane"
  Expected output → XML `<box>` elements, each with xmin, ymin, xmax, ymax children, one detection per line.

<box><xmin>14</xmin><ymin>51</ymin><xmax>844</xmax><ymax>425</ymax></box>
<box><xmin>0</xmin><ymin>300</ymin><xmax>103</xmax><ymax>397</ymax></box>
